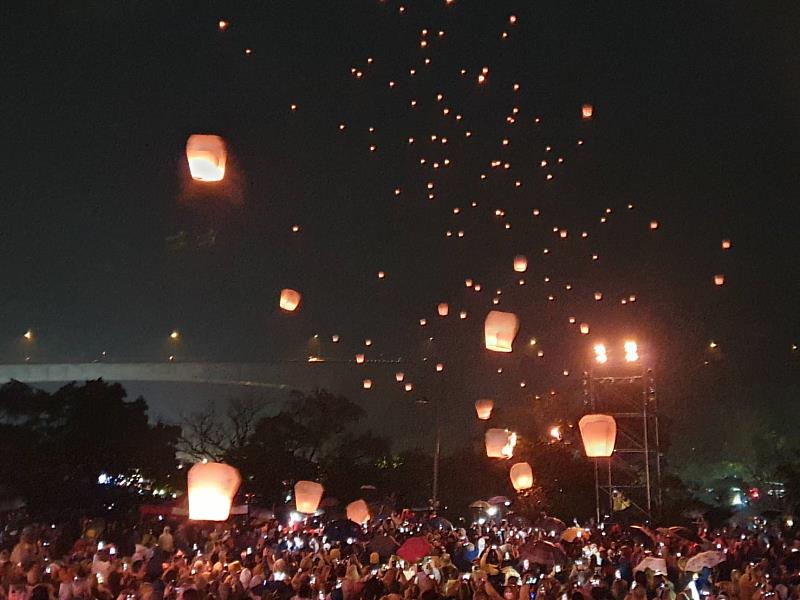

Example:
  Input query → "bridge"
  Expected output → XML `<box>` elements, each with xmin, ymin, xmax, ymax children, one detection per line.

<box><xmin>0</xmin><ymin>361</ymin><xmax>402</xmax><ymax>392</ymax></box>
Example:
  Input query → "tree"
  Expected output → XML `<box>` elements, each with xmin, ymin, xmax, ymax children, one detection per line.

<box><xmin>0</xmin><ymin>380</ymin><xmax>180</xmax><ymax>519</ymax></box>
<box><xmin>179</xmin><ymin>396</ymin><xmax>267</xmax><ymax>461</ymax></box>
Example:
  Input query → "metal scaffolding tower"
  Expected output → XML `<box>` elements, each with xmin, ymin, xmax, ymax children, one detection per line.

<box><xmin>583</xmin><ymin>366</ymin><xmax>661</xmax><ymax>523</ymax></box>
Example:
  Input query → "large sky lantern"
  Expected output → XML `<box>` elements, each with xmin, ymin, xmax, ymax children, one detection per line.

<box><xmin>186</xmin><ymin>134</ymin><xmax>227</xmax><ymax>182</ymax></box>
<box><xmin>294</xmin><ymin>481</ymin><xmax>324</xmax><ymax>514</ymax></box>
<box><xmin>485</xmin><ymin>428</ymin><xmax>517</xmax><ymax>458</ymax></box>
<box><xmin>578</xmin><ymin>414</ymin><xmax>617</xmax><ymax>457</ymax></box>
<box><xmin>513</xmin><ymin>255</ymin><xmax>528</xmax><ymax>272</ymax></box>
<box><xmin>475</xmin><ymin>398</ymin><xmax>494</xmax><ymax>420</ymax></box>
<box><xmin>279</xmin><ymin>289</ymin><xmax>301</xmax><ymax>312</ymax></box>
<box><xmin>437</xmin><ymin>302</ymin><xmax>449</xmax><ymax>317</ymax></box>
<box><xmin>346</xmin><ymin>499</ymin><xmax>370</xmax><ymax>524</ymax></box>
<box><xmin>484</xmin><ymin>310</ymin><xmax>520</xmax><ymax>352</ymax></box>
<box><xmin>510</xmin><ymin>462</ymin><xmax>533</xmax><ymax>491</ymax></box>
<box><xmin>187</xmin><ymin>461</ymin><xmax>241</xmax><ymax>521</ymax></box>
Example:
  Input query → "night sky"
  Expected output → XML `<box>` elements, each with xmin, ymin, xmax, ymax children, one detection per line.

<box><xmin>1</xmin><ymin>1</ymin><xmax>799</xmax><ymax>457</ymax></box>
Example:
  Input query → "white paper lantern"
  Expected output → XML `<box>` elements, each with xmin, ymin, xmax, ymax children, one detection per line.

<box><xmin>186</xmin><ymin>134</ymin><xmax>227</xmax><ymax>182</ymax></box>
<box><xmin>578</xmin><ymin>414</ymin><xmax>617</xmax><ymax>457</ymax></box>
<box><xmin>188</xmin><ymin>462</ymin><xmax>241</xmax><ymax>521</ymax></box>
<box><xmin>513</xmin><ymin>255</ymin><xmax>528</xmax><ymax>273</ymax></box>
<box><xmin>510</xmin><ymin>462</ymin><xmax>533</xmax><ymax>491</ymax></box>
<box><xmin>484</xmin><ymin>310</ymin><xmax>520</xmax><ymax>352</ymax></box>
<box><xmin>485</xmin><ymin>428</ymin><xmax>516</xmax><ymax>458</ymax></box>
<box><xmin>294</xmin><ymin>481</ymin><xmax>324</xmax><ymax>514</ymax></box>
<box><xmin>346</xmin><ymin>499</ymin><xmax>370</xmax><ymax>524</ymax></box>
<box><xmin>279</xmin><ymin>289</ymin><xmax>301</xmax><ymax>311</ymax></box>
<box><xmin>475</xmin><ymin>399</ymin><xmax>494</xmax><ymax>420</ymax></box>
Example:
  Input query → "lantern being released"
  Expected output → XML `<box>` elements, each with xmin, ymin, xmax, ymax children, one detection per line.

<box><xmin>279</xmin><ymin>289</ymin><xmax>301</xmax><ymax>311</ymax></box>
<box><xmin>294</xmin><ymin>481</ymin><xmax>324</xmax><ymax>514</ymax></box>
<box><xmin>475</xmin><ymin>398</ymin><xmax>494</xmax><ymax>420</ymax></box>
<box><xmin>186</xmin><ymin>134</ymin><xmax>227</xmax><ymax>182</ymax></box>
<box><xmin>484</xmin><ymin>310</ymin><xmax>520</xmax><ymax>352</ymax></box>
<box><xmin>510</xmin><ymin>462</ymin><xmax>533</xmax><ymax>491</ymax></box>
<box><xmin>346</xmin><ymin>499</ymin><xmax>370</xmax><ymax>524</ymax></box>
<box><xmin>187</xmin><ymin>462</ymin><xmax>241</xmax><ymax>521</ymax></box>
<box><xmin>485</xmin><ymin>428</ymin><xmax>517</xmax><ymax>458</ymax></box>
<box><xmin>437</xmin><ymin>303</ymin><xmax>449</xmax><ymax>317</ymax></box>
<box><xmin>578</xmin><ymin>414</ymin><xmax>617</xmax><ymax>457</ymax></box>
<box><xmin>513</xmin><ymin>255</ymin><xmax>528</xmax><ymax>272</ymax></box>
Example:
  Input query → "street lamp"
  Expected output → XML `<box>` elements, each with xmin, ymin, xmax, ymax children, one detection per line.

<box><xmin>624</xmin><ymin>340</ymin><xmax>639</xmax><ymax>362</ymax></box>
<box><xmin>593</xmin><ymin>343</ymin><xmax>608</xmax><ymax>364</ymax></box>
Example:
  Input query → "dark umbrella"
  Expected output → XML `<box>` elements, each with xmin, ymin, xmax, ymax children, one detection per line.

<box><xmin>323</xmin><ymin>519</ymin><xmax>362</xmax><ymax>543</ymax></box>
<box><xmin>429</xmin><ymin>517</ymin><xmax>454</xmax><ymax>531</ymax></box>
<box><xmin>369</xmin><ymin>534</ymin><xmax>399</xmax><ymax>560</ymax></box>
<box><xmin>534</xmin><ymin>516</ymin><xmax>567</xmax><ymax>536</ymax></box>
<box><xmin>518</xmin><ymin>540</ymin><xmax>567</xmax><ymax>568</ymax></box>
<box><xmin>627</xmin><ymin>525</ymin><xmax>656</xmax><ymax>548</ymax></box>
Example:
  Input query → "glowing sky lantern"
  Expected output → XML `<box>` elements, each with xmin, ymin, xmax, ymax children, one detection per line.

<box><xmin>395</xmin><ymin>372</ymin><xmax>404</xmax><ymax>382</ymax></box>
<box><xmin>362</xmin><ymin>379</ymin><xmax>372</xmax><ymax>389</ymax></box>
<box><xmin>485</xmin><ymin>428</ymin><xmax>517</xmax><ymax>458</ymax></box>
<box><xmin>581</xmin><ymin>103</ymin><xmax>594</xmax><ymax>120</ymax></box>
<box><xmin>578</xmin><ymin>414</ymin><xmax>617</xmax><ymax>457</ymax></box>
<box><xmin>510</xmin><ymin>462</ymin><xmax>533</xmax><ymax>491</ymax></box>
<box><xmin>186</xmin><ymin>134</ymin><xmax>227</xmax><ymax>182</ymax></box>
<box><xmin>356</xmin><ymin>353</ymin><xmax>365</xmax><ymax>364</ymax></box>
<box><xmin>438</xmin><ymin>302</ymin><xmax>449</xmax><ymax>317</ymax></box>
<box><xmin>475</xmin><ymin>398</ymin><xmax>494</xmax><ymax>420</ymax></box>
<box><xmin>279</xmin><ymin>289</ymin><xmax>301</xmax><ymax>311</ymax></box>
<box><xmin>513</xmin><ymin>255</ymin><xmax>528</xmax><ymax>272</ymax></box>
<box><xmin>187</xmin><ymin>461</ymin><xmax>241</xmax><ymax>521</ymax></box>
<box><xmin>714</xmin><ymin>274</ymin><xmax>725</xmax><ymax>286</ymax></box>
<box><xmin>580</xmin><ymin>323</ymin><xmax>590</xmax><ymax>335</ymax></box>
<box><xmin>294</xmin><ymin>481</ymin><xmax>324</xmax><ymax>514</ymax></box>
<box><xmin>484</xmin><ymin>310</ymin><xmax>520</xmax><ymax>352</ymax></box>
<box><xmin>650</xmin><ymin>220</ymin><xmax>659</xmax><ymax>230</ymax></box>
<box><xmin>722</xmin><ymin>239</ymin><xmax>732</xmax><ymax>250</ymax></box>
<box><xmin>346</xmin><ymin>499</ymin><xmax>370</xmax><ymax>524</ymax></box>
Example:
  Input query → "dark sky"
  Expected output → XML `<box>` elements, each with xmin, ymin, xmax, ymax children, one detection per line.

<box><xmin>1</xmin><ymin>1</ymin><xmax>799</xmax><ymax>456</ymax></box>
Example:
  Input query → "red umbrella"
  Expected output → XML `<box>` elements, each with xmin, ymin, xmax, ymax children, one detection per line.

<box><xmin>397</xmin><ymin>536</ymin><xmax>432</xmax><ymax>564</ymax></box>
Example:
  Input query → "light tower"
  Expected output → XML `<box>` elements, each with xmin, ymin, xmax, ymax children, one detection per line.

<box><xmin>583</xmin><ymin>340</ymin><xmax>661</xmax><ymax>523</ymax></box>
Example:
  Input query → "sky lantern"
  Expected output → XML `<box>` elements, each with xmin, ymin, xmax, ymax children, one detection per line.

<box><xmin>513</xmin><ymin>255</ymin><xmax>528</xmax><ymax>272</ymax></box>
<box><xmin>714</xmin><ymin>274</ymin><xmax>725</xmax><ymax>286</ymax></box>
<box><xmin>395</xmin><ymin>372</ymin><xmax>404</xmax><ymax>382</ymax></box>
<box><xmin>460</xmin><ymin>310</ymin><xmax>468</xmax><ymax>319</ymax></box>
<box><xmin>294</xmin><ymin>481</ymin><xmax>324</xmax><ymax>514</ymax></box>
<box><xmin>279</xmin><ymin>289</ymin><xmax>301</xmax><ymax>311</ymax></box>
<box><xmin>362</xmin><ymin>379</ymin><xmax>372</xmax><ymax>389</ymax></box>
<box><xmin>438</xmin><ymin>302</ymin><xmax>449</xmax><ymax>316</ymax></box>
<box><xmin>404</xmin><ymin>383</ymin><xmax>413</xmax><ymax>392</ymax></box>
<box><xmin>186</xmin><ymin>134</ymin><xmax>227</xmax><ymax>182</ymax></box>
<box><xmin>578</xmin><ymin>414</ymin><xmax>617</xmax><ymax>457</ymax></box>
<box><xmin>187</xmin><ymin>461</ymin><xmax>241</xmax><ymax>521</ymax></box>
<box><xmin>510</xmin><ymin>462</ymin><xmax>533</xmax><ymax>491</ymax></box>
<box><xmin>475</xmin><ymin>398</ymin><xmax>494</xmax><ymax>420</ymax></box>
<box><xmin>722</xmin><ymin>239</ymin><xmax>732</xmax><ymax>249</ymax></box>
<box><xmin>484</xmin><ymin>310</ymin><xmax>520</xmax><ymax>352</ymax></box>
<box><xmin>594</xmin><ymin>292</ymin><xmax>603</xmax><ymax>301</ymax></box>
<box><xmin>581</xmin><ymin>103</ymin><xmax>593</xmax><ymax>120</ymax></box>
<box><xmin>356</xmin><ymin>353</ymin><xmax>365</xmax><ymax>364</ymax></box>
<box><xmin>485</xmin><ymin>428</ymin><xmax>517</xmax><ymax>458</ymax></box>
<box><xmin>650</xmin><ymin>220</ymin><xmax>659</xmax><ymax>230</ymax></box>
<box><xmin>580</xmin><ymin>323</ymin><xmax>590</xmax><ymax>335</ymax></box>
<box><xmin>346</xmin><ymin>499</ymin><xmax>370</xmax><ymax>524</ymax></box>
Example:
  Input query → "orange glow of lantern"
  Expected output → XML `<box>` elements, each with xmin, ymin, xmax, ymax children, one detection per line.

<box><xmin>186</xmin><ymin>134</ymin><xmax>227</xmax><ymax>182</ymax></box>
<box><xmin>650</xmin><ymin>220</ymin><xmax>659</xmax><ymax>230</ymax></box>
<box><xmin>435</xmin><ymin>363</ymin><xmax>444</xmax><ymax>372</ymax></box>
<box><xmin>475</xmin><ymin>398</ymin><xmax>494</xmax><ymax>420</ymax></box>
<box><xmin>484</xmin><ymin>310</ymin><xmax>520</xmax><ymax>352</ymax></box>
<box><xmin>580</xmin><ymin>323</ymin><xmax>590</xmax><ymax>335</ymax></box>
<box><xmin>510</xmin><ymin>462</ymin><xmax>533</xmax><ymax>491</ymax></box>
<box><xmin>404</xmin><ymin>383</ymin><xmax>413</xmax><ymax>392</ymax></box>
<box><xmin>362</xmin><ymin>379</ymin><xmax>372</xmax><ymax>389</ymax></box>
<box><xmin>188</xmin><ymin>461</ymin><xmax>241</xmax><ymax>521</ymax></box>
<box><xmin>459</xmin><ymin>310</ymin><xmax>468</xmax><ymax>319</ymax></box>
<box><xmin>279</xmin><ymin>289</ymin><xmax>301</xmax><ymax>311</ymax></box>
<box><xmin>513</xmin><ymin>255</ymin><xmax>528</xmax><ymax>272</ymax></box>
<box><xmin>356</xmin><ymin>353</ymin><xmax>365</xmax><ymax>364</ymax></box>
<box><xmin>594</xmin><ymin>343</ymin><xmax>608</xmax><ymax>364</ymax></box>
<box><xmin>594</xmin><ymin>292</ymin><xmax>603</xmax><ymax>301</ymax></box>
<box><xmin>438</xmin><ymin>303</ymin><xmax>449</xmax><ymax>317</ymax></box>
<box><xmin>294</xmin><ymin>481</ymin><xmax>324</xmax><ymax>514</ymax></box>
<box><xmin>485</xmin><ymin>428</ymin><xmax>517</xmax><ymax>458</ymax></box>
<box><xmin>346</xmin><ymin>499</ymin><xmax>370</xmax><ymax>524</ymax></box>
<box><xmin>395</xmin><ymin>372</ymin><xmax>404</xmax><ymax>382</ymax></box>
<box><xmin>581</xmin><ymin>104</ymin><xmax>593</xmax><ymax>120</ymax></box>
<box><xmin>714</xmin><ymin>274</ymin><xmax>725</xmax><ymax>286</ymax></box>
<box><xmin>578</xmin><ymin>414</ymin><xmax>617</xmax><ymax>457</ymax></box>
<box><xmin>722</xmin><ymin>239</ymin><xmax>732</xmax><ymax>250</ymax></box>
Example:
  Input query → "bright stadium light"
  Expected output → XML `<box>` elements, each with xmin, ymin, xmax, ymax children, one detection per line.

<box><xmin>624</xmin><ymin>340</ymin><xmax>639</xmax><ymax>362</ymax></box>
<box><xmin>594</xmin><ymin>343</ymin><xmax>608</xmax><ymax>364</ymax></box>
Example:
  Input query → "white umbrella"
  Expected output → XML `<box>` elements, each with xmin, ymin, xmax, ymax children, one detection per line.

<box><xmin>635</xmin><ymin>557</ymin><xmax>667</xmax><ymax>574</ymax></box>
<box><xmin>684</xmin><ymin>551</ymin><xmax>726</xmax><ymax>572</ymax></box>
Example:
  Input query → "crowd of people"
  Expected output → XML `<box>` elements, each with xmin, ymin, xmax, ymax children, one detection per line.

<box><xmin>2</xmin><ymin>511</ymin><xmax>799</xmax><ymax>600</ymax></box>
